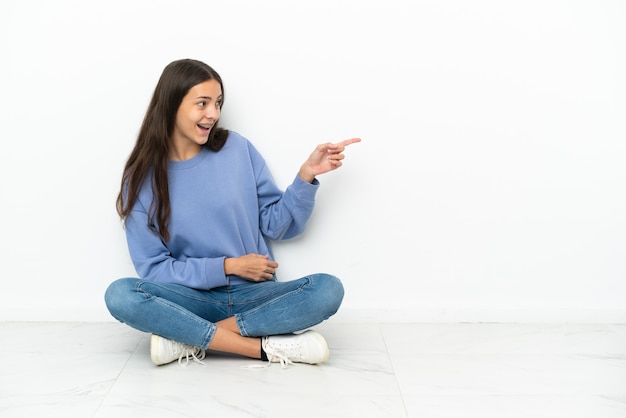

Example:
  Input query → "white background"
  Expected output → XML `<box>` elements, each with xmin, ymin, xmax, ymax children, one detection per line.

<box><xmin>1</xmin><ymin>0</ymin><xmax>624</xmax><ymax>322</ymax></box>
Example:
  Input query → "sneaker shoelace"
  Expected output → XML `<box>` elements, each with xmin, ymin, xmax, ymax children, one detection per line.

<box><xmin>260</xmin><ymin>336</ymin><xmax>302</xmax><ymax>369</ymax></box>
<box><xmin>265</xmin><ymin>347</ymin><xmax>295</xmax><ymax>369</ymax></box>
<box><xmin>178</xmin><ymin>345</ymin><xmax>206</xmax><ymax>367</ymax></box>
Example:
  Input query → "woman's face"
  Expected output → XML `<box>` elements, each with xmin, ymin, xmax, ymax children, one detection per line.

<box><xmin>171</xmin><ymin>79</ymin><xmax>222</xmax><ymax>160</ymax></box>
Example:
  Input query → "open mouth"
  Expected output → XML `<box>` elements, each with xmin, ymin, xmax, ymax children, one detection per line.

<box><xmin>197</xmin><ymin>123</ymin><xmax>212</xmax><ymax>133</ymax></box>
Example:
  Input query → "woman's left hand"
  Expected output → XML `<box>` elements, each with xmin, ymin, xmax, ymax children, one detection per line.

<box><xmin>298</xmin><ymin>138</ymin><xmax>361</xmax><ymax>183</ymax></box>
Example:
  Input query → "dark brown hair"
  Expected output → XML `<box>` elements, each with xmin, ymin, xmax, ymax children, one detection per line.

<box><xmin>116</xmin><ymin>59</ymin><xmax>228</xmax><ymax>241</ymax></box>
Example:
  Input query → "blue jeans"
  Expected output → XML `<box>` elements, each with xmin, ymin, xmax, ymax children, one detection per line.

<box><xmin>104</xmin><ymin>274</ymin><xmax>344</xmax><ymax>349</ymax></box>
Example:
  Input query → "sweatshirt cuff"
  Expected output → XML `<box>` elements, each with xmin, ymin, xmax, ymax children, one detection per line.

<box><xmin>204</xmin><ymin>256</ymin><xmax>229</xmax><ymax>289</ymax></box>
<box><xmin>292</xmin><ymin>174</ymin><xmax>319</xmax><ymax>201</ymax></box>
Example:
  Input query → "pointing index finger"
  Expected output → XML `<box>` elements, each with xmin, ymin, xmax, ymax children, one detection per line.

<box><xmin>334</xmin><ymin>137</ymin><xmax>362</xmax><ymax>148</ymax></box>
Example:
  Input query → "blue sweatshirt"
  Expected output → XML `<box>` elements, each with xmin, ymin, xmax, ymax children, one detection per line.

<box><xmin>124</xmin><ymin>131</ymin><xmax>319</xmax><ymax>290</ymax></box>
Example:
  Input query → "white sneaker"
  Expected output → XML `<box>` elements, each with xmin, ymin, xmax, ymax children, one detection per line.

<box><xmin>150</xmin><ymin>334</ymin><xmax>206</xmax><ymax>366</ymax></box>
<box><xmin>261</xmin><ymin>330</ymin><xmax>329</xmax><ymax>368</ymax></box>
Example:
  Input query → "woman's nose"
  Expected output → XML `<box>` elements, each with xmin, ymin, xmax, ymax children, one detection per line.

<box><xmin>206</xmin><ymin>105</ymin><xmax>220</xmax><ymax>119</ymax></box>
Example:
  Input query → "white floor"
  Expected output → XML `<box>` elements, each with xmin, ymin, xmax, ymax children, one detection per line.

<box><xmin>1</xmin><ymin>321</ymin><xmax>625</xmax><ymax>418</ymax></box>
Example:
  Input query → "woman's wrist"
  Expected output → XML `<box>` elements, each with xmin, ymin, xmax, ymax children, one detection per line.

<box><xmin>298</xmin><ymin>165</ymin><xmax>316</xmax><ymax>184</ymax></box>
<box><xmin>224</xmin><ymin>257</ymin><xmax>236</xmax><ymax>276</ymax></box>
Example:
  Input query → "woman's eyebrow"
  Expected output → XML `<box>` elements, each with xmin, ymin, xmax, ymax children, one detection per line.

<box><xmin>196</xmin><ymin>95</ymin><xmax>223</xmax><ymax>100</ymax></box>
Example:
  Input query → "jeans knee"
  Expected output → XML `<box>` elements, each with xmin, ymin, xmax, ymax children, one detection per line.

<box><xmin>314</xmin><ymin>273</ymin><xmax>344</xmax><ymax>314</ymax></box>
<box><xmin>104</xmin><ymin>278</ymin><xmax>137</xmax><ymax>321</ymax></box>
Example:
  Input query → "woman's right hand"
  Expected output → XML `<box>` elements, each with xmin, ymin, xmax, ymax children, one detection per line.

<box><xmin>298</xmin><ymin>137</ymin><xmax>361</xmax><ymax>183</ymax></box>
<box><xmin>224</xmin><ymin>254</ymin><xmax>279</xmax><ymax>282</ymax></box>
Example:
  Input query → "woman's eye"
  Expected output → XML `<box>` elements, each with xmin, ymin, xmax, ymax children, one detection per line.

<box><xmin>216</xmin><ymin>100</ymin><xmax>223</xmax><ymax>108</ymax></box>
<box><xmin>198</xmin><ymin>101</ymin><xmax>206</xmax><ymax>107</ymax></box>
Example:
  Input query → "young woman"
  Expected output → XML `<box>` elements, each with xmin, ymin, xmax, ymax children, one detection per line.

<box><xmin>104</xmin><ymin>58</ymin><xmax>360</xmax><ymax>367</ymax></box>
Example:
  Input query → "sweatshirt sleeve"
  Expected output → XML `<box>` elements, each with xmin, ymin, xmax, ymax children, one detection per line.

<box><xmin>124</xmin><ymin>200</ymin><xmax>228</xmax><ymax>290</ymax></box>
<box><xmin>253</xmin><ymin>148</ymin><xmax>320</xmax><ymax>240</ymax></box>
